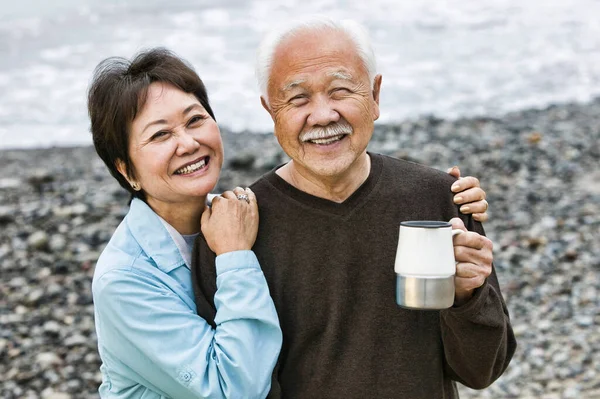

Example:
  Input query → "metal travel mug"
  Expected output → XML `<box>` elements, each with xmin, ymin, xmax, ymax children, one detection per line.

<box><xmin>394</xmin><ymin>221</ymin><xmax>462</xmax><ymax>310</ymax></box>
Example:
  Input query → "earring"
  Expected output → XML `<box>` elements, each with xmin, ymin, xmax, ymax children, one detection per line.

<box><xmin>131</xmin><ymin>182</ymin><xmax>141</xmax><ymax>191</ymax></box>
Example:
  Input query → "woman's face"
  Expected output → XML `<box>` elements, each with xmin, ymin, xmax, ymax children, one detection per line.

<box><xmin>123</xmin><ymin>82</ymin><xmax>223</xmax><ymax>212</ymax></box>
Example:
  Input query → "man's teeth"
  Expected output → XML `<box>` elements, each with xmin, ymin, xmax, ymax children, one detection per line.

<box><xmin>175</xmin><ymin>159</ymin><xmax>206</xmax><ymax>175</ymax></box>
<box><xmin>309</xmin><ymin>135</ymin><xmax>345</xmax><ymax>145</ymax></box>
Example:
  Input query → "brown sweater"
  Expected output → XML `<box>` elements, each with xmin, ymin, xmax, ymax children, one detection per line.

<box><xmin>192</xmin><ymin>153</ymin><xmax>516</xmax><ymax>398</ymax></box>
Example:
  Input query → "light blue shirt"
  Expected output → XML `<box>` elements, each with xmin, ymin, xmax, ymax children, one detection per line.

<box><xmin>92</xmin><ymin>198</ymin><xmax>282</xmax><ymax>399</ymax></box>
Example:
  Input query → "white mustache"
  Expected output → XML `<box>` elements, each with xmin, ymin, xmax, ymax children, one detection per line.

<box><xmin>300</xmin><ymin>121</ymin><xmax>353</xmax><ymax>142</ymax></box>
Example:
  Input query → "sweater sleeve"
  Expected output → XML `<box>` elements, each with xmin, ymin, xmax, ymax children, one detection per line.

<box><xmin>93</xmin><ymin>250</ymin><xmax>282</xmax><ymax>399</ymax></box>
<box><xmin>439</xmin><ymin>216</ymin><xmax>517</xmax><ymax>389</ymax></box>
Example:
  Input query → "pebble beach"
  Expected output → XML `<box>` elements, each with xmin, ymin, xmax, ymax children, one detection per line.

<box><xmin>1</xmin><ymin>99</ymin><xmax>599</xmax><ymax>398</ymax></box>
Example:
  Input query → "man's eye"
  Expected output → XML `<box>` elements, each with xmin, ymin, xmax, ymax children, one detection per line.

<box><xmin>332</xmin><ymin>88</ymin><xmax>351</xmax><ymax>95</ymax></box>
<box><xmin>289</xmin><ymin>95</ymin><xmax>308</xmax><ymax>105</ymax></box>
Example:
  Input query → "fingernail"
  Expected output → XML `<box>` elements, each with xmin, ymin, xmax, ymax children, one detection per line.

<box><xmin>454</xmin><ymin>196</ymin><xmax>463</xmax><ymax>204</ymax></box>
<box><xmin>460</xmin><ymin>205</ymin><xmax>470</xmax><ymax>213</ymax></box>
<box><xmin>451</xmin><ymin>184</ymin><xmax>460</xmax><ymax>192</ymax></box>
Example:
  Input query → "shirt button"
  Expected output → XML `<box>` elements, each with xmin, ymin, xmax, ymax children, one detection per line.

<box><xmin>181</xmin><ymin>372</ymin><xmax>192</xmax><ymax>382</ymax></box>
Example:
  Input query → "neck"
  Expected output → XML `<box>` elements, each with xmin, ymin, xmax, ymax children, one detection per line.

<box><xmin>146</xmin><ymin>197</ymin><xmax>205</xmax><ymax>235</ymax></box>
<box><xmin>277</xmin><ymin>153</ymin><xmax>371</xmax><ymax>203</ymax></box>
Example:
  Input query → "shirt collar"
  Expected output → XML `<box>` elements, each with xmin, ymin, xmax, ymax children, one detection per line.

<box><xmin>125</xmin><ymin>198</ymin><xmax>187</xmax><ymax>273</ymax></box>
<box><xmin>157</xmin><ymin>216</ymin><xmax>195</xmax><ymax>269</ymax></box>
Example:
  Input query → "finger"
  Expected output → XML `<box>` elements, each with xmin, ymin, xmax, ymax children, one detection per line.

<box><xmin>459</xmin><ymin>198</ymin><xmax>488</xmax><ymax>215</ymax></box>
<box><xmin>454</xmin><ymin>245</ymin><xmax>491</xmax><ymax>266</ymax></box>
<box><xmin>473</xmin><ymin>212</ymin><xmax>489</xmax><ymax>223</ymax></box>
<box><xmin>451</xmin><ymin>176</ymin><xmax>481</xmax><ymax>193</ymax></box>
<box><xmin>453</xmin><ymin>187</ymin><xmax>486</xmax><ymax>205</ymax></box>
<box><xmin>232</xmin><ymin>186</ymin><xmax>246</xmax><ymax>196</ymax></box>
<box><xmin>454</xmin><ymin>262</ymin><xmax>484</xmax><ymax>279</ymax></box>
<box><xmin>220</xmin><ymin>190</ymin><xmax>236</xmax><ymax>200</ymax></box>
<box><xmin>449</xmin><ymin>217</ymin><xmax>467</xmax><ymax>232</ymax></box>
<box><xmin>454</xmin><ymin>275</ymin><xmax>487</xmax><ymax>292</ymax></box>
<box><xmin>206</xmin><ymin>193</ymin><xmax>219</xmax><ymax>207</ymax></box>
<box><xmin>453</xmin><ymin>231</ymin><xmax>491</xmax><ymax>251</ymax></box>
<box><xmin>244</xmin><ymin>187</ymin><xmax>257</xmax><ymax>203</ymax></box>
<box><xmin>447</xmin><ymin>166</ymin><xmax>460</xmax><ymax>179</ymax></box>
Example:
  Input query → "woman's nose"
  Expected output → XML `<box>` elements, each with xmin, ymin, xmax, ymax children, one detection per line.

<box><xmin>175</xmin><ymin>130</ymin><xmax>200</xmax><ymax>156</ymax></box>
<box><xmin>307</xmin><ymin>95</ymin><xmax>340</xmax><ymax>127</ymax></box>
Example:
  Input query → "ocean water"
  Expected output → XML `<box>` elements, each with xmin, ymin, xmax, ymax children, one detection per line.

<box><xmin>1</xmin><ymin>0</ymin><xmax>600</xmax><ymax>149</ymax></box>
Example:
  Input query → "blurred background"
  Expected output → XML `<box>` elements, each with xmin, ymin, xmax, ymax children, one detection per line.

<box><xmin>2</xmin><ymin>0</ymin><xmax>600</xmax><ymax>148</ymax></box>
<box><xmin>1</xmin><ymin>1</ymin><xmax>599</xmax><ymax>398</ymax></box>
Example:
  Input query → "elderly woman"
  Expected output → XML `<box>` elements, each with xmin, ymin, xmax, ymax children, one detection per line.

<box><xmin>88</xmin><ymin>48</ymin><xmax>490</xmax><ymax>398</ymax></box>
<box><xmin>89</xmin><ymin>49</ymin><xmax>282</xmax><ymax>398</ymax></box>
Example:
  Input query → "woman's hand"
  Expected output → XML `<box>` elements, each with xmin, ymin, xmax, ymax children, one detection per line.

<box><xmin>447</xmin><ymin>166</ymin><xmax>489</xmax><ymax>223</ymax></box>
<box><xmin>201</xmin><ymin>187</ymin><xmax>259</xmax><ymax>256</ymax></box>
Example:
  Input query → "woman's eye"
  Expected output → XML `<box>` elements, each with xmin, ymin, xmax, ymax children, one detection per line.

<box><xmin>151</xmin><ymin>131</ymin><xmax>169</xmax><ymax>140</ymax></box>
<box><xmin>188</xmin><ymin>115</ymin><xmax>206</xmax><ymax>126</ymax></box>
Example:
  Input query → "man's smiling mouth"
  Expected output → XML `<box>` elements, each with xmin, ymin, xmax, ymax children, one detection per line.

<box><xmin>307</xmin><ymin>134</ymin><xmax>346</xmax><ymax>145</ymax></box>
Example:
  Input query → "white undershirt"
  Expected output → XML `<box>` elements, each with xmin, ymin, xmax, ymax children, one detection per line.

<box><xmin>157</xmin><ymin>216</ymin><xmax>198</xmax><ymax>269</ymax></box>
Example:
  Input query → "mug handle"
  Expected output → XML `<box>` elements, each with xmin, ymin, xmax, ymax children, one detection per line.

<box><xmin>452</xmin><ymin>229</ymin><xmax>462</xmax><ymax>265</ymax></box>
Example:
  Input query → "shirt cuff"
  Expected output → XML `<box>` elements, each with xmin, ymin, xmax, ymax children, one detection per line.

<box><xmin>215</xmin><ymin>250</ymin><xmax>260</xmax><ymax>275</ymax></box>
<box><xmin>442</xmin><ymin>280</ymin><xmax>490</xmax><ymax>318</ymax></box>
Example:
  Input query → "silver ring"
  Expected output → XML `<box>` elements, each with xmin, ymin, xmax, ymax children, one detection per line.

<box><xmin>236</xmin><ymin>193</ymin><xmax>250</xmax><ymax>203</ymax></box>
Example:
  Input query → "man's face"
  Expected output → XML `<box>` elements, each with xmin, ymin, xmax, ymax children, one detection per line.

<box><xmin>263</xmin><ymin>29</ymin><xmax>381</xmax><ymax>181</ymax></box>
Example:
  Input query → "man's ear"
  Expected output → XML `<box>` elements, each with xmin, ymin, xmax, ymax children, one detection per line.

<box><xmin>260</xmin><ymin>96</ymin><xmax>275</xmax><ymax>122</ymax></box>
<box><xmin>372</xmin><ymin>74</ymin><xmax>382</xmax><ymax>104</ymax></box>
<box><xmin>371</xmin><ymin>74</ymin><xmax>383</xmax><ymax>121</ymax></box>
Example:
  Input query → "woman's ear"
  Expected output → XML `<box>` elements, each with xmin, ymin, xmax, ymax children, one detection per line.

<box><xmin>115</xmin><ymin>159</ymin><xmax>129</xmax><ymax>182</ymax></box>
<box><xmin>116</xmin><ymin>159</ymin><xmax>140</xmax><ymax>191</ymax></box>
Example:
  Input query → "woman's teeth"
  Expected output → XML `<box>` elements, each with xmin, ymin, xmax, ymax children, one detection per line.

<box><xmin>309</xmin><ymin>135</ymin><xmax>345</xmax><ymax>145</ymax></box>
<box><xmin>175</xmin><ymin>158</ymin><xmax>206</xmax><ymax>175</ymax></box>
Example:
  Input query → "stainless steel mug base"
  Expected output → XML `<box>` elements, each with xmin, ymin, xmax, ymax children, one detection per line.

<box><xmin>396</xmin><ymin>274</ymin><xmax>455</xmax><ymax>310</ymax></box>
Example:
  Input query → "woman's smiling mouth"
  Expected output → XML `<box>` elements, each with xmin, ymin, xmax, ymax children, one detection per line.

<box><xmin>174</xmin><ymin>156</ymin><xmax>209</xmax><ymax>175</ymax></box>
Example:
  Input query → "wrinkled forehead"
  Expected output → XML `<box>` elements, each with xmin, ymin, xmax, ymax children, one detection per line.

<box><xmin>271</xmin><ymin>29</ymin><xmax>367</xmax><ymax>82</ymax></box>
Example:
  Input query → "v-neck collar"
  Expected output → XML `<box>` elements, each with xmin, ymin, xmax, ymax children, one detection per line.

<box><xmin>262</xmin><ymin>152</ymin><xmax>383</xmax><ymax>219</ymax></box>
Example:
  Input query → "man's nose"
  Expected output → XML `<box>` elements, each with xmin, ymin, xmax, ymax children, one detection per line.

<box><xmin>307</xmin><ymin>95</ymin><xmax>340</xmax><ymax>126</ymax></box>
<box><xmin>175</xmin><ymin>129</ymin><xmax>200</xmax><ymax>156</ymax></box>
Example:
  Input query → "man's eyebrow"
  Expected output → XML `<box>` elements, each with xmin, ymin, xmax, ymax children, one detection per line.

<box><xmin>327</xmin><ymin>71</ymin><xmax>353</xmax><ymax>80</ymax></box>
<box><xmin>282</xmin><ymin>79</ymin><xmax>306</xmax><ymax>92</ymax></box>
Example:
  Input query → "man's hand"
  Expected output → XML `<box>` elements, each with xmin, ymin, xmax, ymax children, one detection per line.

<box><xmin>447</xmin><ymin>166</ymin><xmax>489</xmax><ymax>223</ymax></box>
<box><xmin>449</xmin><ymin>217</ymin><xmax>493</xmax><ymax>306</ymax></box>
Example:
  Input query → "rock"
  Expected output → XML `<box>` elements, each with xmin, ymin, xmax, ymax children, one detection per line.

<box><xmin>49</xmin><ymin>234</ymin><xmax>67</xmax><ymax>252</ymax></box>
<box><xmin>27</xmin><ymin>169</ymin><xmax>54</xmax><ymax>191</ymax></box>
<box><xmin>43</xmin><ymin>320</ymin><xmax>62</xmax><ymax>336</ymax></box>
<box><xmin>27</xmin><ymin>231</ymin><xmax>49</xmax><ymax>251</ymax></box>
<box><xmin>0</xmin><ymin>205</ymin><xmax>15</xmax><ymax>225</ymax></box>
<box><xmin>64</xmin><ymin>334</ymin><xmax>88</xmax><ymax>347</ymax></box>
<box><xmin>41</xmin><ymin>389</ymin><xmax>71</xmax><ymax>399</ymax></box>
<box><xmin>25</xmin><ymin>288</ymin><xmax>45</xmax><ymax>306</ymax></box>
<box><xmin>37</xmin><ymin>352</ymin><xmax>63</xmax><ymax>369</ymax></box>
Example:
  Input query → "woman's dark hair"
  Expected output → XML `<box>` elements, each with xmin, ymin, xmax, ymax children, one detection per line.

<box><xmin>87</xmin><ymin>47</ymin><xmax>216</xmax><ymax>201</ymax></box>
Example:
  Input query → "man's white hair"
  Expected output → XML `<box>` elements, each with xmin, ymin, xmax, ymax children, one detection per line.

<box><xmin>256</xmin><ymin>15</ymin><xmax>377</xmax><ymax>105</ymax></box>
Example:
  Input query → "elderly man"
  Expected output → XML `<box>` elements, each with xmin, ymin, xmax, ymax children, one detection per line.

<box><xmin>193</xmin><ymin>16</ymin><xmax>515</xmax><ymax>398</ymax></box>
